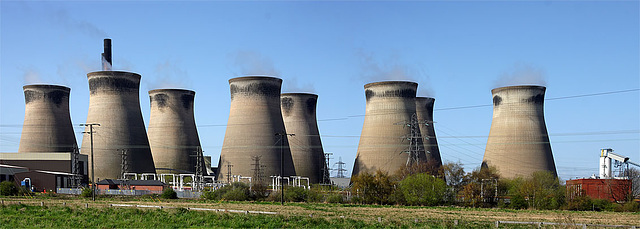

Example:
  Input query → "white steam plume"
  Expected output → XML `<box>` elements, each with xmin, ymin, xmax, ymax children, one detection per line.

<box><xmin>494</xmin><ymin>63</ymin><xmax>546</xmax><ymax>88</ymax></box>
<box><xmin>146</xmin><ymin>60</ymin><xmax>191</xmax><ymax>90</ymax></box>
<box><xmin>356</xmin><ymin>49</ymin><xmax>434</xmax><ymax>97</ymax></box>
<box><xmin>230</xmin><ymin>50</ymin><xmax>280</xmax><ymax>76</ymax></box>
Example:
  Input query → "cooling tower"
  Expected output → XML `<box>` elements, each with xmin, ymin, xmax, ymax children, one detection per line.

<box><xmin>483</xmin><ymin>85</ymin><xmax>556</xmax><ymax>179</ymax></box>
<box><xmin>217</xmin><ymin>76</ymin><xmax>296</xmax><ymax>182</ymax></box>
<box><xmin>281</xmin><ymin>93</ymin><xmax>325</xmax><ymax>183</ymax></box>
<box><xmin>148</xmin><ymin>89</ymin><xmax>202</xmax><ymax>174</ymax></box>
<box><xmin>352</xmin><ymin>81</ymin><xmax>427</xmax><ymax>177</ymax></box>
<box><xmin>18</xmin><ymin>85</ymin><xmax>77</xmax><ymax>153</ymax></box>
<box><xmin>415</xmin><ymin>97</ymin><xmax>442</xmax><ymax>167</ymax></box>
<box><xmin>81</xmin><ymin>71</ymin><xmax>156</xmax><ymax>180</ymax></box>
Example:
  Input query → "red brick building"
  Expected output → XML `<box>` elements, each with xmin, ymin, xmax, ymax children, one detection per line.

<box><xmin>566</xmin><ymin>178</ymin><xmax>631</xmax><ymax>202</ymax></box>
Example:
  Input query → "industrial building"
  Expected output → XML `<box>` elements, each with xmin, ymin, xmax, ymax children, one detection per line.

<box><xmin>148</xmin><ymin>89</ymin><xmax>203</xmax><ymax>174</ymax></box>
<box><xmin>0</xmin><ymin>152</ymin><xmax>88</xmax><ymax>192</ymax></box>
<box><xmin>415</xmin><ymin>97</ymin><xmax>442</xmax><ymax>168</ymax></box>
<box><xmin>81</xmin><ymin>39</ymin><xmax>156</xmax><ymax>180</ymax></box>
<box><xmin>352</xmin><ymin>81</ymin><xmax>427</xmax><ymax>177</ymax></box>
<box><xmin>567</xmin><ymin>149</ymin><xmax>638</xmax><ymax>202</ymax></box>
<box><xmin>217</xmin><ymin>76</ymin><xmax>296</xmax><ymax>183</ymax></box>
<box><xmin>281</xmin><ymin>93</ymin><xmax>327</xmax><ymax>184</ymax></box>
<box><xmin>483</xmin><ymin>85</ymin><xmax>557</xmax><ymax>179</ymax></box>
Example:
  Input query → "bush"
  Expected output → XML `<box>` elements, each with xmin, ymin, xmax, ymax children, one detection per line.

<box><xmin>510</xmin><ymin>195</ymin><xmax>528</xmax><ymax>209</ymax></box>
<box><xmin>0</xmin><ymin>181</ymin><xmax>18</xmax><ymax>196</ymax></box>
<box><xmin>202</xmin><ymin>182</ymin><xmax>249</xmax><ymax>201</ymax></box>
<box><xmin>350</xmin><ymin>170</ymin><xmax>395</xmax><ymax>205</ymax></box>
<box><xmin>325</xmin><ymin>194</ymin><xmax>344</xmax><ymax>204</ymax></box>
<box><xmin>564</xmin><ymin>196</ymin><xmax>593</xmax><ymax>211</ymax></box>
<box><xmin>285</xmin><ymin>187</ymin><xmax>308</xmax><ymax>202</ymax></box>
<box><xmin>397</xmin><ymin>173</ymin><xmax>447</xmax><ymax>206</ymax></box>
<box><xmin>622</xmin><ymin>201</ymin><xmax>639</xmax><ymax>212</ymax></box>
<box><xmin>81</xmin><ymin>187</ymin><xmax>93</xmax><ymax>198</ymax></box>
<box><xmin>161</xmin><ymin>188</ymin><xmax>178</xmax><ymax>199</ymax></box>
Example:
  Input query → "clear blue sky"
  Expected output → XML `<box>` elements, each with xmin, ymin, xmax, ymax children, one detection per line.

<box><xmin>1</xmin><ymin>1</ymin><xmax>638</xmax><ymax>181</ymax></box>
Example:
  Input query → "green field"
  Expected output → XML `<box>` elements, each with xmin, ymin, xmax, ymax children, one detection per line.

<box><xmin>1</xmin><ymin>197</ymin><xmax>638</xmax><ymax>228</ymax></box>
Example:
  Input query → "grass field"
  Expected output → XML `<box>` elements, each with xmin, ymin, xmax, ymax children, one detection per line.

<box><xmin>1</xmin><ymin>197</ymin><xmax>638</xmax><ymax>228</ymax></box>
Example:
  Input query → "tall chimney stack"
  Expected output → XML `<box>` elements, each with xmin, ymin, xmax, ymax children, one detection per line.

<box><xmin>102</xmin><ymin>39</ymin><xmax>112</xmax><ymax>71</ymax></box>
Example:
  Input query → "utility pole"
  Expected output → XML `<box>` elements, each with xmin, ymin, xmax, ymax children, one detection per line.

<box><xmin>251</xmin><ymin>155</ymin><xmax>263</xmax><ymax>186</ymax></box>
<box><xmin>81</xmin><ymin>123</ymin><xmax>100</xmax><ymax>201</ymax></box>
<box><xmin>275</xmin><ymin>132</ymin><xmax>294</xmax><ymax>205</ymax></box>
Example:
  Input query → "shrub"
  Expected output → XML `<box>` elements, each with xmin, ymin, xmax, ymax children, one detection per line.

<box><xmin>325</xmin><ymin>194</ymin><xmax>344</xmax><ymax>204</ymax></box>
<box><xmin>622</xmin><ymin>201</ymin><xmax>639</xmax><ymax>212</ymax></box>
<box><xmin>564</xmin><ymin>196</ymin><xmax>593</xmax><ymax>211</ymax></box>
<box><xmin>202</xmin><ymin>182</ymin><xmax>249</xmax><ymax>201</ymax></box>
<box><xmin>81</xmin><ymin>187</ymin><xmax>93</xmax><ymax>198</ymax></box>
<box><xmin>161</xmin><ymin>188</ymin><xmax>178</xmax><ymax>199</ymax></box>
<box><xmin>0</xmin><ymin>181</ymin><xmax>18</xmax><ymax>196</ymax></box>
<box><xmin>510</xmin><ymin>195</ymin><xmax>528</xmax><ymax>209</ymax></box>
<box><xmin>350</xmin><ymin>170</ymin><xmax>395</xmax><ymax>205</ymax></box>
<box><xmin>285</xmin><ymin>187</ymin><xmax>308</xmax><ymax>202</ymax></box>
<box><xmin>397</xmin><ymin>173</ymin><xmax>447</xmax><ymax>206</ymax></box>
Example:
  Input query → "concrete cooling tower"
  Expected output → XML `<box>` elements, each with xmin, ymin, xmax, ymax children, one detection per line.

<box><xmin>483</xmin><ymin>85</ymin><xmax>556</xmax><ymax>179</ymax></box>
<box><xmin>415</xmin><ymin>97</ymin><xmax>442</xmax><ymax>167</ymax></box>
<box><xmin>148</xmin><ymin>89</ymin><xmax>202</xmax><ymax>174</ymax></box>
<box><xmin>81</xmin><ymin>71</ymin><xmax>156</xmax><ymax>180</ymax></box>
<box><xmin>217</xmin><ymin>76</ymin><xmax>296</xmax><ymax>183</ymax></box>
<box><xmin>18</xmin><ymin>85</ymin><xmax>77</xmax><ymax>153</ymax></box>
<box><xmin>281</xmin><ymin>93</ymin><xmax>326</xmax><ymax>184</ymax></box>
<box><xmin>352</xmin><ymin>81</ymin><xmax>427</xmax><ymax>177</ymax></box>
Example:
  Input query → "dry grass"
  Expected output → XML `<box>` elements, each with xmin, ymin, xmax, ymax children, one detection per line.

<box><xmin>1</xmin><ymin>197</ymin><xmax>638</xmax><ymax>226</ymax></box>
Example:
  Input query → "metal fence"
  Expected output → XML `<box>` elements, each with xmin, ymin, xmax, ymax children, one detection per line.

<box><xmin>56</xmin><ymin>188</ymin><xmax>82</xmax><ymax>195</ymax></box>
<box><xmin>177</xmin><ymin>190</ymin><xmax>202</xmax><ymax>199</ymax></box>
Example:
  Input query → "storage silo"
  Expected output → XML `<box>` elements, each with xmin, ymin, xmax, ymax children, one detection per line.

<box><xmin>483</xmin><ymin>85</ymin><xmax>557</xmax><ymax>178</ymax></box>
<box><xmin>148</xmin><ymin>89</ymin><xmax>202</xmax><ymax>174</ymax></box>
<box><xmin>281</xmin><ymin>93</ymin><xmax>326</xmax><ymax>183</ymax></box>
<box><xmin>352</xmin><ymin>81</ymin><xmax>426</xmax><ymax>177</ymax></box>
<box><xmin>217</xmin><ymin>76</ymin><xmax>296</xmax><ymax>183</ymax></box>
<box><xmin>415</xmin><ymin>97</ymin><xmax>442</xmax><ymax>168</ymax></box>
<box><xmin>18</xmin><ymin>85</ymin><xmax>77</xmax><ymax>153</ymax></box>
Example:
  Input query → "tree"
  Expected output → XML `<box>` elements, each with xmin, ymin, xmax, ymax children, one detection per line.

<box><xmin>508</xmin><ymin>171</ymin><xmax>564</xmax><ymax>210</ymax></box>
<box><xmin>442</xmin><ymin>162</ymin><xmax>466</xmax><ymax>202</ymax></box>
<box><xmin>350</xmin><ymin>170</ymin><xmax>395</xmax><ymax>205</ymax></box>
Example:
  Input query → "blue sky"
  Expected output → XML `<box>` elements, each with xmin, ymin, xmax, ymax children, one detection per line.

<box><xmin>1</xmin><ymin>1</ymin><xmax>638</xmax><ymax>181</ymax></box>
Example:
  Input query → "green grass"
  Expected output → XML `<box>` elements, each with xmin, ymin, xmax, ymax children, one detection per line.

<box><xmin>0</xmin><ymin>204</ymin><xmax>500</xmax><ymax>228</ymax></box>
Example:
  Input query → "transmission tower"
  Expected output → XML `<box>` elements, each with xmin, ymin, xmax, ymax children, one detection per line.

<box><xmin>192</xmin><ymin>146</ymin><xmax>204</xmax><ymax>191</ymax></box>
<box><xmin>226</xmin><ymin>164</ymin><xmax>233</xmax><ymax>184</ymax></box>
<box><xmin>119</xmin><ymin>149</ymin><xmax>129</xmax><ymax>179</ymax></box>
<box><xmin>321</xmin><ymin>152</ymin><xmax>333</xmax><ymax>184</ymax></box>
<box><xmin>251</xmin><ymin>155</ymin><xmax>265</xmax><ymax>185</ymax></box>
<box><xmin>396</xmin><ymin>113</ymin><xmax>425</xmax><ymax>166</ymax></box>
<box><xmin>71</xmin><ymin>144</ymin><xmax>81</xmax><ymax>188</ymax></box>
<box><xmin>334</xmin><ymin>157</ymin><xmax>347</xmax><ymax>178</ymax></box>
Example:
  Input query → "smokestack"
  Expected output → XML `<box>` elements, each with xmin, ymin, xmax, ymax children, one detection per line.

<box><xmin>415</xmin><ymin>97</ymin><xmax>442</xmax><ymax>168</ymax></box>
<box><xmin>281</xmin><ymin>93</ymin><xmax>326</xmax><ymax>183</ymax></box>
<box><xmin>217</xmin><ymin>76</ymin><xmax>296</xmax><ymax>183</ymax></box>
<box><xmin>18</xmin><ymin>85</ymin><xmax>77</xmax><ymax>153</ymax></box>
<box><xmin>102</xmin><ymin>39</ymin><xmax>112</xmax><ymax>71</ymax></box>
<box><xmin>81</xmin><ymin>71</ymin><xmax>156</xmax><ymax>180</ymax></box>
<box><xmin>148</xmin><ymin>89</ymin><xmax>202</xmax><ymax>174</ymax></box>
<box><xmin>352</xmin><ymin>81</ymin><xmax>426</xmax><ymax>177</ymax></box>
<box><xmin>483</xmin><ymin>85</ymin><xmax>557</xmax><ymax>178</ymax></box>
